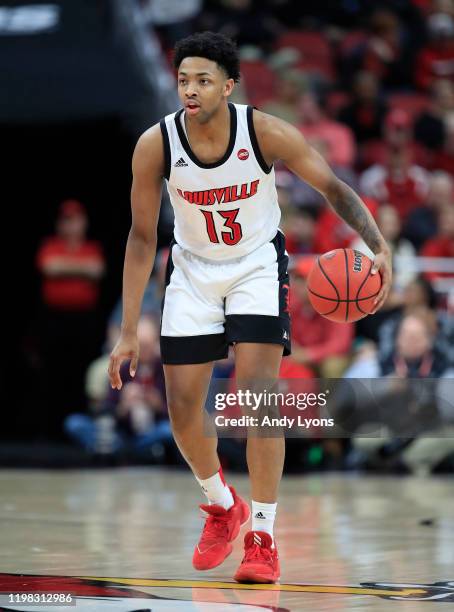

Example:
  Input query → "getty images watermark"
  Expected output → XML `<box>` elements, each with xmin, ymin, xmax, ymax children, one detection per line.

<box><xmin>204</xmin><ymin>378</ymin><xmax>454</xmax><ymax>438</ymax></box>
<box><xmin>214</xmin><ymin>389</ymin><xmax>333</xmax><ymax>430</ymax></box>
<box><xmin>203</xmin><ymin>379</ymin><xmax>337</xmax><ymax>437</ymax></box>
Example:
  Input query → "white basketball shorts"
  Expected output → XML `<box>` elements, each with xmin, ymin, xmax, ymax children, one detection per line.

<box><xmin>160</xmin><ymin>231</ymin><xmax>291</xmax><ymax>364</ymax></box>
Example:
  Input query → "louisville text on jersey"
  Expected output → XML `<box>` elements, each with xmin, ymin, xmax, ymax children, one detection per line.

<box><xmin>177</xmin><ymin>179</ymin><xmax>260</xmax><ymax>206</ymax></box>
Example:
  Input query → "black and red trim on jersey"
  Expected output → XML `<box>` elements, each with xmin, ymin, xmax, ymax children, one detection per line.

<box><xmin>160</xmin><ymin>119</ymin><xmax>171</xmax><ymax>180</ymax></box>
<box><xmin>246</xmin><ymin>106</ymin><xmax>273</xmax><ymax>175</ymax></box>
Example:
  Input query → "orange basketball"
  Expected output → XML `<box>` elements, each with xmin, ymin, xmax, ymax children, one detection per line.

<box><xmin>307</xmin><ymin>248</ymin><xmax>382</xmax><ymax>323</ymax></box>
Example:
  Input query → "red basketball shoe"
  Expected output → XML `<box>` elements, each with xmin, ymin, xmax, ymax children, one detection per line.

<box><xmin>192</xmin><ymin>487</ymin><xmax>250</xmax><ymax>571</ymax></box>
<box><xmin>234</xmin><ymin>531</ymin><xmax>280</xmax><ymax>583</ymax></box>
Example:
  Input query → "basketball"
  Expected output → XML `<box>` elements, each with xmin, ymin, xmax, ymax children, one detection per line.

<box><xmin>307</xmin><ymin>248</ymin><xmax>382</xmax><ymax>323</ymax></box>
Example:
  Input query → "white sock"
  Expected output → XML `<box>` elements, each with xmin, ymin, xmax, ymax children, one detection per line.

<box><xmin>196</xmin><ymin>468</ymin><xmax>234</xmax><ymax>510</ymax></box>
<box><xmin>252</xmin><ymin>500</ymin><xmax>277</xmax><ymax>544</ymax></box>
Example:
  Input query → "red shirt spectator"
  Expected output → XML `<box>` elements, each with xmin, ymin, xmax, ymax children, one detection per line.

<box><xmin>416</xmin><ymin>13</ymin><xmax>454</xmax><ymax>89</ymax></box>
<box><xmin>359</xmin><ymin>143</ymin><xmax>429</xmax><ymax>222</ymax></box>
<box><xmin>360</xmin><ymin>108</ymin><xmax>430</xmax><ymax>170</ymax></box>
<box><xmin>421</xmin><ymin>205</ymin><xmax>454</xmax><ymax>281</ymax></box>
<box><xmin>36</xmin><ymin>200</ymin><xmax>105</xmax><ymax>311</ymax></box>
<box><xmin>299</xmin><ymin>93</ymin><xmax>356</xmax><ymax>168</ymax></box>
<box><xmin>279</xmin><ymin>358</ymin><xmax>314</xmax><ymax>380</ymax></box>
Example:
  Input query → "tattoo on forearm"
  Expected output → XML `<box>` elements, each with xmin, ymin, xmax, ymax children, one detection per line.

<box><xmin>328</xmin><ymin>181</ymin><xmax>384</xmax><ymax>254</ymax></box>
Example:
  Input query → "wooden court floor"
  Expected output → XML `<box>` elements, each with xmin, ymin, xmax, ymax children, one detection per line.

<box><xmin>0</xmin><ymin>468</ymin><xmax>453</xmax><ymax>610</ymax></box>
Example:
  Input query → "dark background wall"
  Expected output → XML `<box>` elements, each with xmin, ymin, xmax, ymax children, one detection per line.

<box><xmin>6</xmin><ymin>119</ymin><xmax>133</xmax><ymax>440</ymax></box>
<box><xmin>3</xmin><ymin>1</ymin><xmax>172</xmax><ymax>440</ymax></box>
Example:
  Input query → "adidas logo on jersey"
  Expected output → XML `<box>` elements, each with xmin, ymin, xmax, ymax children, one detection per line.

<box><xmin>254</xmin><ymin>512</ymin><xmax>266</xmax><ymax>519</ymax></box>
<box><xmin>174</xmin><ymin>157</ymin><xmax>188</xmax><ymax>167</ymax></box>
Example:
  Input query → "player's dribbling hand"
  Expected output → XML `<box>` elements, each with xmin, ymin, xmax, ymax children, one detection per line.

<box><xmin>108</xmin><ymin>332</ymin><xmax>139</xmax><ymax>390</ymax></box>
<box><xmin>371</xmin><ymin>248</ymin><xmax>392</xmax><ymax>314</ymax></box>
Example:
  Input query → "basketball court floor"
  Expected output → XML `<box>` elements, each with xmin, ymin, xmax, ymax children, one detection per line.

<box><xmin>0</xmin><ymin>468</ymin><xmax>453</xmax><ymax>610</ymax></box>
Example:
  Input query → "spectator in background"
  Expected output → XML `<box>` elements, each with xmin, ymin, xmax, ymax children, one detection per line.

<box><xmin>104</xmin><ymin>317</ymin><xmax>171</xmax><ymax>457</ymax></box>
<box><xmin>35</xmin><ymin>199</ymin><xmax>105</xmax><ymax>435</ymax></box>
<box><xmin>341</xmin><ymin>311</ymin><xmax>454</xmax><ymax>473</ymax></box>
<box><xmin>198</xmin><ymin>0</ymin><xmax>281</xmax><ymax>52</ymax></box>
<box><xmin>36</xmin><ymin>200</ymin><xmax>104</xmax><ymax>312</ymax></box>
<box><xmin>432</xmin><ymin>114</ymin><xmax>454</xmax><ymax>172</ymax></box>
<box><xmin>381</xmin><ymin>310</ymin><xmax>448</xmax><ymax>376</ymax></box>
<box><xmin>353</xmin><ymin>9</ymin><xmax>414</xmax><ymax>90</ymax></box>
<box><xmin>414</xmin><ymin>78</ymin><xmax>454</xmax><ymax>150</ymax></box>
<box><xmin>359</xmin><ymin>106</ymin><xmax>429</xmax><ymax>169</ymax></box>
<box><xmin>274</xmin><ymin>170</ymin><xmax>294</xmax><ymax>212</ymax></box>
<box><xmin>404</xmin><ymin>170</ymin><xmax>453</xmax><ymax>249</ymax></box>
<box><xmin>84</xmin><ymin>324</ymin><xmax>120</xmax><ymax>413</ymax></box>
<box><xmin>281</xmin><ymin>207</ymin><xmax>317</xmax><ymax>254</ymax></box>
<box><xmin>352</xmin><ymin>204</ymin><xmax>418</xmax><ymax>295</ymax></box>
<box><xmin>342</xmin><ymin>339</ymin><xmax>380</xmax><ymax>378</ymax></box>
<box><xmin>421</xmin><ymin>204</ymin><xmax>454</xmax><ymax>280</ymax></box>
<box><xmin>431</xmin><ymin>0</ymin><xmax>454</xmax><ymax>18</ymax></box>
<box><xmin>377</xmin><ymin>273</ymin><xmax>454</xmax><ymax>372</ymax></box>
<box><xmin>377</xmin><ymin>276</ymin><xmax>439</xmax><ymax>365</ymax></box>
<box><xmin>261</xmin><ymin>69</ymin><xmax>307</xmax><ymax>125</ymax></box>
<box><xmin>359</xmin><ymin>109</ymin><xmax>430</xmax><ymax>222</ymax></box>
<box><xmin>65</xmin><ymin>317</ymin><xmax>172</xmax><ymax>459</ymax></box>
<box><xmin>64</xmin><ymin>324</ymin><xmax>120</xmax><ymax>454</ymax></box>
<box><xmin>274</xmin><ymin>127</ymin><xmax>358</xmax><ymax>210</ymax></box>
<box><xmin>338</xmin><ymin>71</ymin><xmax>388</xmax><ymax>143</ymax></box>
<box><xmin>416</xmin><ymin>10</ymin><xmax>454</xmax><ymax>89</ymax></box>
<box><xmin>299</xmin><ymin>91</ymin><xmax>356</xmax><ymax>168</ymax></box>
<box><xmin>289</xmin><ymin>257</ymin><xmax>354</xmax><ymax>378</ymax></box>
<box><xmin>352</xmin><ymin>204</ymin><xmax>418</xmax><ymax>343</ymax></box>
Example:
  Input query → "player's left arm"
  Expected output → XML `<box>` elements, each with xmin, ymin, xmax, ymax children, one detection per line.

<box><xmin>255</xmin><ymin>111</ymin><xmax>392</xmax><ymax>312</ymax></box>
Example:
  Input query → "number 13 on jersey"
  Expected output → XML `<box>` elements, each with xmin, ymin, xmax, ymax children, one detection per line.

<box><xmin>201</xmin><ymin>209</ymin><xmax>243</xmax><ymax>246</ymax></box>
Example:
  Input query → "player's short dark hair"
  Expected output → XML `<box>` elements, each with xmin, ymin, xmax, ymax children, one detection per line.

<box><xmin>173</xmin><ymin>32</ymin><xmax>240</xmax><ymax>83</ymax></box>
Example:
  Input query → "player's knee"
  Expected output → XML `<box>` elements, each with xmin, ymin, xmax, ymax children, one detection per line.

<box><xmin>167</xmin><ymin>396</ymin><xmax>197</xmax><ymax>435</ymax></box>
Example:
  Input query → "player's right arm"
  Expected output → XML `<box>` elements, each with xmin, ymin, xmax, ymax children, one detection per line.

<box><xmin>108</xmin><ymin>125</ymin><xmax>164</xmax><ymax>390</ymax></box>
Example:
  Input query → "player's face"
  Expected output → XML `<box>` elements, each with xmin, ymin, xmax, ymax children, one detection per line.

<box><xmin>177</xmin><ymin>57</ymin><xmax>234</xmax><ymax>122</ymax></box>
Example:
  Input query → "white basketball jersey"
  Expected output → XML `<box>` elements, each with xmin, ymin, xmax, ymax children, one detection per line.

<box><xmin>160</xmin><ymin>103</ymin><xmax>281</xmax><ymax>260</ymax></box>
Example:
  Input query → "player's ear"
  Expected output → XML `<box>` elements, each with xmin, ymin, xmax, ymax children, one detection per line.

<box><xmin>224</xmin><ymin>78</ymin><xmax>235</xmax><ymax>98</ymax></box>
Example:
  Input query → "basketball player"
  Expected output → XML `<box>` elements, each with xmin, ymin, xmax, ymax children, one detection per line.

<box><xmin>108</xmin><ymin>32</ymin><xmax>392</xmax><ymax>583</ymax></box>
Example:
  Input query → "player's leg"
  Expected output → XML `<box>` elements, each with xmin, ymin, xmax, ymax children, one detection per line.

<box><xmin>224</xmin><ymin>232</ymin><xmax>290</xmax><ymax>583</ymax></box>
<box><xmin>163</xmin><ymin>361</ymin><xmax>218</xmax><ymax>478</ymax></box>
<box><xmin>232</xmin><ymin>342</ymin><xmax>283</xmax><ymax>583</ymax></box>
<box><xmin>161</xmin><ymin>244</ymin><xmax>249</xmax><ymax>570</ymax></box>
<box><xmin>163</xmin><ymin>361</ymin><xmax>250</xmax><ymax>570</ymax></box>
<box><xmin>234</xmin><ymin>342</ymin><xmax>285</xmax><ymax>505</ymax></box>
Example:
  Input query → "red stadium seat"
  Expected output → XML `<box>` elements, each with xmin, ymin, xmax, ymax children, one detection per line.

<box><xmin>276</xmin><ymin>31</ymin><xmax>334</xmax><ymax>80</ymax></box>
<box><xmin>276</xmin><ymin>31</ymin><xmax>332</xmax><ymax>60</ymax></box>
<box><xmin>240</xmin><ymin>60</ymin><xmax>276</xmax><ymax>107</ymax></box>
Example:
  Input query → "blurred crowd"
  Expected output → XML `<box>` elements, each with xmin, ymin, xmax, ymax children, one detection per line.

<box><xmin>33</xmin><ymin>0</ymin><xmax>454</xmax><ymax>473</ymax></box>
